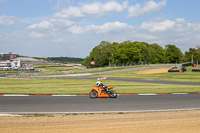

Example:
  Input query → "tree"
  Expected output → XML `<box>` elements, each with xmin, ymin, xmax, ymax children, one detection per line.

<box><xmin>134</xmin><ymin>41</ymin><xmax>149</xmax><ymax>63</ymax></box>
<box><xmin>106</xmin><ymin>42</ymin><xmax>118</xmax><ymax>66</ymax></box>
<box><xmin>165</xmin><ymin>44</ymin><xmax>183</xmax><ymax>63</ymax></box>
<box><xmin>83</xmin><ymin>41</ymin><xmax>185</xmax><ymax>67</ymax></box>
<box><xmin>114</xmin><ymin>41</ymin><xmax>141</xmax><ymax>64</ymax></box>
<box><xmin>150</xmin><ymin>43</ymin><xmax>165</xmax><ymax>63</ymax></box>
<box><xmin>185</xmin><ymin>47</ymin><xmax>200</xmax><ymax>63</ymax></box>
<box><xmin>83</xmin><ymin>56</ymin><xmax>91</xmax><ymax>67</ymax></box>
<box><xmin>84</xmin><ymin>41</ymin><xmax>115</xmax><ymax>67</ymax></box>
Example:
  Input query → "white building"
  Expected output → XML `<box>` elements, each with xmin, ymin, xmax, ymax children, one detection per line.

<box><xmin>11</xmin><ymin>59</ymin><xmax>21</xmax><ymax>68</ymax></box>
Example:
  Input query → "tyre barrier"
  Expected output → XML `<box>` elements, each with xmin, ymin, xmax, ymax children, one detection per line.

<box><xmin>168</xmin><ymin>69</ymin><xmax>181</xmax><ymax>72</ymax></box>
<box><xmin>192</xmin><ymin>69</ymin><xmax>200</xmax><ymax>72</ymax></box>
<box><xmin>181</xmin><ymin>67</ymin><xmax>187</xmax><ymax>72</ymax></box>
<box><xmin>168</xmin><ymin>67</ymin><xmax>187</xmax><ymax>72</ymax></box>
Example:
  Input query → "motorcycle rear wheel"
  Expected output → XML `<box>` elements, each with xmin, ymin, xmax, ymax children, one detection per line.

<box><xmin>89</xmin><ymin>90</ymin><xmax>98</xmax><ymax>98</ymax></box>
<box><xmin>109</xmin><ymin>90</ymin><xmax>117</xmax><ymax>98</ymax></box>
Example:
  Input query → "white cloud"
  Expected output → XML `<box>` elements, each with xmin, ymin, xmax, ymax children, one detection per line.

<box><xmin>0</xmin><ymin>15</ymin><xmax>15</xmax><ymax>26</ymax></box>
<box><xmin>192</xmin><ymin>23</ymin><xmax>200</xmax><ymax>32</ymax></box>
<box><xmin>2</xmin><ymin>17</ymin><xmax>200</xmax><ymax>57</ymax></box>
<box><xmin>54</xmin><ymin>6</ymin><xmax>84</xmax><ymax>19</ymax></box>
<box><xmin>53</xmin><ymin>0</ymin><xmax>165</xmax><ymax>19</ymax></box>
<box><xmin>29</xmin><ymin>32</ymin><xmax>48</xmax><ymax>38</ymax></box>
<box><xmin>130</xmin><ymin>18</ymin><xmax>200</xmax><ymax>52</ymax></box>
<box><xmin>81</xmin><ymin>3</ymin><xmax>102</xmax><ymax>15</ymax></box>
<box><xmin>50</xmin><ymin>18</ymin><xmax>74</xmax><ymax>27</ymax></box>
<box><xmin>68</xmin><ymin>21</ymin><xmax>134</xmax><ymax>34</ymax></box>
<box><xmin>175</xmin><ymin>18</ymin><xmax>185</xmax><ymax>23</ymax></box>
<box><xmin>27</xmin><ymin>21</ymin><xmax>53</xmax><ymax>30</ymax></box>
<box><xmin>93</xmin><ymin>21</ymin><xmax>133</xmax><ymax>34</ymax></box>
<box><xmin>168</xmin><ymin>18</ymin><xmax>200</xmax><ymax>33</ymax></box>
<box><xmin>29</xmin><ymin>0</ymin><xmax>166</xmax><ymax>33</ymax></box>
<box><xmin>102</xmin><ymin>1</ymin><xmax>128</xmax><ymax>13</ymax></box>
<box><xmin>141</xmin><ymin>19</ymin><xmax>175</xmax><ymax>32</ymax></box>
<box><xmin>135</xmin><ymin>34</ymin><xmax>158</xmax><ymax>40</ymax></box>
<box><xmin>2</xmin><ymin>0</ymin><xmax>200</xmax><ymax>57</ymax></box>
<box><xmin>53</xmin><ymin>1</ymin><xmax>128</xmax><ymax>19</ymax></box>
<box><xmin>128</xmin><ymin>0</ymin><xmax>166</xmax><ymax>17</ymax></box>
<box><xmin>67</xmin><ymin>26</ymin><xmax>83</xmax><ymax>34</ymax></box>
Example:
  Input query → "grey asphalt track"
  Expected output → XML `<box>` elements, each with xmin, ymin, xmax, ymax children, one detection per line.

<box><xmin>0</xmin><ymin>94</ymin><xmax>200</xmax><ymax>114</ymax></box>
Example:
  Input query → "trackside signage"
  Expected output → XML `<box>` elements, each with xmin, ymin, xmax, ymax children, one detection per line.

<box><xmin>90</xmin><ymin>61</ymin><xmax>95</xmax><ymax>66</ymax></box>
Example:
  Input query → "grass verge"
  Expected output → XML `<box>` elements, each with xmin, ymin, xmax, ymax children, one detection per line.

<box><xmin>158</xmin><ymin>72</ymin><xmax>200</xmax><ymax>83</ymax></box>
<box><xmin>0</xmin><ymin>78</ymin><xmax>200</xmax><ymax>95</ymax></box>
<box><xmin>97</xmin><ymin>71</ymin><xmax>176</xmax><ymax>79</ymax></box>
<box><xmin>96</xmin><ymin>70</ymin><xmax>200</xmax><ymax>83</ymax></box>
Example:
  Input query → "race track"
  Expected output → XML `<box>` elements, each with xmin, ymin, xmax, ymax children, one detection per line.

<box><xmin>0</xmin><ymin>94</ymin><xmax>200</xmax><ymax>114</ymax></box>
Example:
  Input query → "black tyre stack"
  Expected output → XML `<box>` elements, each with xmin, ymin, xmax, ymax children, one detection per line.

<box><xmin>168</xmin><ymin>67</ymin><xmax>186</xmax><ymax>72</ymax></box>
<box><xmin>192</xmin><ymin>69</ymin><xmax>200</xmax><ymax>72</ymax></box>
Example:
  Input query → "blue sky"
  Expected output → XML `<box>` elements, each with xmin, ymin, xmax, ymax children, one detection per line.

<box><xmin>0</xmin><ymin>0</ymin><xmax>200</xmax><ymax>58</ymax></box>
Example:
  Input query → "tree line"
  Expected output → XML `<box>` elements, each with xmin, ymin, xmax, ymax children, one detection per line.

<box><xmin>83</xmin><ymin>41</ymin><xmax>200</xmax><ymax>67</ymax></box>
<box><xmin>47</xmin><ymin>57</ymin><xmax>84</xmax><ymax>63</ymax></box>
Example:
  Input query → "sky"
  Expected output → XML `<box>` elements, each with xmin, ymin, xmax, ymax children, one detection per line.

<box><xmin>0</xmin><ymin>0</ymin><xmax>200</xmax><ymax>58</ymax></box>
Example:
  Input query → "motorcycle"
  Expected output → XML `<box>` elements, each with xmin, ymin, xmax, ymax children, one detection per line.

<box><xmin>89</xmin><ymin>86</ymin><xmax>117</xmax><ymax>98</ymax></box>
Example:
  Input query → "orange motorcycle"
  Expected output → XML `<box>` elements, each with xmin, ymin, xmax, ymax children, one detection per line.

<box><xmin>89</xmin><ymin>86</ymin><xmax>117</xmax><ymax>98</ymax></box>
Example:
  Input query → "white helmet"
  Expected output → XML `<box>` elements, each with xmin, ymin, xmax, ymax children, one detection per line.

<box><xmin>96</xmin><ymin>81</ymin><xmax>101</xmax><ymax>86</ymax></box>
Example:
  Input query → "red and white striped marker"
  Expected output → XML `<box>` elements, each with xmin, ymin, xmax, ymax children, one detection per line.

<box><xmin>97</xmin><ymin>77</ymin><xmax>107</xmax><ymax>80</ymax></box>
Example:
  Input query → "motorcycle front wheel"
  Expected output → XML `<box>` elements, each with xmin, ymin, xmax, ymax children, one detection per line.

<box><xmin>89</xmin><ymin>90</ymin><xmax>98</xmax><ymax>98</ymax></box>
<box><xmin>109</xmin><ymin>90</ymin><xmax>117</xmax><ymax>98</ymax></box>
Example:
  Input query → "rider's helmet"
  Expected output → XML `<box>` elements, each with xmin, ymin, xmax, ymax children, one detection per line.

<box><xmin>96</xmin><ymin>81</ymin><xmax>101</xmax><ymax>86</ymax></box>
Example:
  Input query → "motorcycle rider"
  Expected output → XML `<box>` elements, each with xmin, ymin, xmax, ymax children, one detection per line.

<box><xmin>96</xmin><ymin>81</ymin><xmax>109</xmax><ymax>92</ymax></box>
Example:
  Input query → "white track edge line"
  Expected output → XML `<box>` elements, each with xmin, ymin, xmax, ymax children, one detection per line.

<box><xmin>3</xmin><ymin>94</ymin><xmax>29</xmax><ymax>96</ymax></box>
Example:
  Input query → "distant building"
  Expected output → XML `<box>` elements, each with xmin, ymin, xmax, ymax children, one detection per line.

<box><xmin>0</xmin><ymin>61</ymin><xmax>11</xmax><ymax>67</ymax></box>
<box><xmin>0</xmin><ymin>52</ymin><xmax>19</xmax><ymax>61</ymax></box>
<box><xmin>0</xmin><ymin>52</ymin><xmax>37</xmax><ymax>70</ymax></box>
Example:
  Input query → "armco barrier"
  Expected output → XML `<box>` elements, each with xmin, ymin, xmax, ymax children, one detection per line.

<box><xmin>182</xmin><ymin>63</ymin><xmax>192</xmax><ymax>67</ymax></box>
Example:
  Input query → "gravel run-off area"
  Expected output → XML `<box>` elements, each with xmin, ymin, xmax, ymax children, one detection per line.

<box><xmin>0</xmin><ymin>110</ymin><xmax>200</xmax><ymax>133</ymax></box>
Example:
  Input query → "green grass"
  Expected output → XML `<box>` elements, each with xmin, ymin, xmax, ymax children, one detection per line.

<box><xmin>19</xmin><ymin>65</ymin><xmax>149</xmax><ymax>76</ymax></box>
<box><xmin>1</xmin><ymin>66</ymin><xmax>200</xmax><ymax>94</ymax></box>
<box><xmin>97</xmin><ymin>71</ymin><xmax>175</xmax><ymax>79</ymax></box>
<box><xmin>159</xmin><ymin>72</ymin><xmax>200</xmax><ymax>83</ymax></box>
<box><xmin>34</xmin><ymin>64</ymin><xmax>61</xmax><ymax>67</ymax></box>
<box><xmin>36</xmin><ymin>67</ymin><xmax>77</xmax><ymax>76</ymax></box>
<box><xmin>0</xmin><ymin>71</ymin><xmax>19</xmax><ymax>74</ymax></box>
<box><xmin>87</xmin><ymin>65</ymin><xmax>147</xmax><ymax>72</ymax></box>
<box><xmin>118</xmin><ymin>112</ymin><xmax>124</xmax><ymax>114</ymax></box>
<box><xmin>35</xmin><ymin>71</ymin><xmax>66</xmax><ymax>76</ymax></box>
<box><xmin>25</xmin><ymin>114</ymin><xmax>54</xmax><ymax>117</ymax></box>
<box><xmin>0</xmin><ymin>79</ymin><xmax>93</xmax><ymax>95</ymax></box>
<box><xmin>0</xmin><ymin>78</ymin><xmax>199</xmax><ymax>95</ymax></box>
<box><xmin>86</xmin><ymin>64</ymin><xmax>174</xmax><ymax>74</ymax></box>
<box><xmin>96</xmin><ymin>68</ymin><xmax>200</xmax><ymax>83</ymax></box>
<box><xmin>40</xmin><ymin>67</ymin><xmax>75</xmax><ymax>71</ymax></box>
